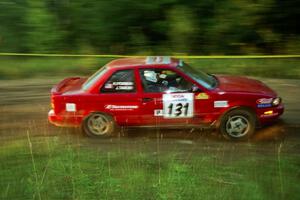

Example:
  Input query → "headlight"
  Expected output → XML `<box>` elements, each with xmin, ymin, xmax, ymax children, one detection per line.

<box><xmin>272</xmin><ymin>97</ymin><xmax>281</xmax><ymax>106</ymax></box>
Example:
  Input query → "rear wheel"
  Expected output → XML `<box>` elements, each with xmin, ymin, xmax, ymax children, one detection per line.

<box><xmin>219</xmin><ymin>109</ymin><xmax>256</xmax><ymax>140</ymax></box>
<box><xmin>82</xmin><ymin>113</ymin><xmax>115</xmax><ymax>137</ymax></box>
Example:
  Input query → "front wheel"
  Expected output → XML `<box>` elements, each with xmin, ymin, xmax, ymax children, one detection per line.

<box><xmin>82</xmin><ymin>113</ymin><xmax>115</xmax><ymax>137</ymax></box>
<box><xmin>219</xmin><ymin>109</ymin><xmax>256</xmax><ymax>140</ymax></box>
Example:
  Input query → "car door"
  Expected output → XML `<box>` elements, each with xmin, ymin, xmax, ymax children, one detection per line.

<box><xmin>97</xmin><ymin>69</ymin><xmax>142</xmax><ymax>126</ymax></box>
<box><xmin>138</xmin><ymin>68</ymin><xmax>202</xmax><ymax>127</ymax></box>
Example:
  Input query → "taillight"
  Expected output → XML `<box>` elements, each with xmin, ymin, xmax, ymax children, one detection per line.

<box><xmin>51</xmin><ymin>95</ymin><xmax>55</xmax><ymax>110</ymax></box>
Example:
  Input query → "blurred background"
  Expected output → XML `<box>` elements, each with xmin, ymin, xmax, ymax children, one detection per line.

<box><xmin>0</xmin><ymin>0</ymin><xmax>299</xmax><ymax>55</ymax></box>
<box><xmin>1</xmin><ymin>1</ymin><xmax>300</xmax><ymax>199</ymax></box>
<box><xmin>0</xmin><ymin>0</ymin><xmax>299</xmax><ymax>79</ymax></box>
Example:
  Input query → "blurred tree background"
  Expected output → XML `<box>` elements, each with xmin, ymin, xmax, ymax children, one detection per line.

<box><xmin>0</xmin><ymin>0</ymin><xmax>299</xmax><ymax>55</ymax></box>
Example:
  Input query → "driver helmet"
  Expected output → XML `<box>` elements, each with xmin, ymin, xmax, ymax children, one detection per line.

<box><xmin>144</xmin><ymin>70</ymin><xmax>158</xmax><ymax>83</ymax></box>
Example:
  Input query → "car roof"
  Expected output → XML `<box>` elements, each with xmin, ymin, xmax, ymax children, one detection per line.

<box><xmin>105</xmin><ymin>56</ymin><xmax>181</xmax><ymax>69</ymax></box>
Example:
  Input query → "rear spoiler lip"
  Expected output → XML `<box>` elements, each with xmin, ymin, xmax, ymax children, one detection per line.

<box><xmin>51</xmin><ymin>77</ymin><xmax>81</xmax><ymax>95</ymax></box>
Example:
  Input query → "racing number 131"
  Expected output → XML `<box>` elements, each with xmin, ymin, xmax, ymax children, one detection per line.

<box><xmin>163</xmin><ymin>93</ymin><xmax>194</xmax><ymax>118</ymax></box>
<box><xmin>167</xmin><ymin>103</ymin><xmax>189</xmax><ymax>116</ymax></box>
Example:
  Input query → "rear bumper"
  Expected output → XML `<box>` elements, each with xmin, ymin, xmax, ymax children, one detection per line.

<box><xmin>48</xmin><ymin>109</ymin><xmax>83</xmax><ymax>127</ymax></box>
<box><xmin>257</xmin><ymin>104</ymin><xmax>284</xmax><ymax>125</ymax></box>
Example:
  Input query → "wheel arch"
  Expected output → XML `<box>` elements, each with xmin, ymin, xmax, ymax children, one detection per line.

<box><xmin>216</xmin><ymin>105</ymin><xmax>258</xmax><ymax>128</ymax></box>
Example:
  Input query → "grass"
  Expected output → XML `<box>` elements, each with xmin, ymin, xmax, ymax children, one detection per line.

<box><xmin>0</xmin><ymin>133</ymin><xmax>299</xmax><ymax>200</ymax></box>
<box><xmin>187</xmin><ymin>58</ymin><xmax>300</xmax><ymax>79</ymax></box>
<box><xmin>0</xmin><ymin>57</ymin><xmax>299</xmax><ymax>79</ymax></box>
<box><xmin>0</xmin><ymin>57</ymin><xmax>111</xmax><ymax>79</ymax></box>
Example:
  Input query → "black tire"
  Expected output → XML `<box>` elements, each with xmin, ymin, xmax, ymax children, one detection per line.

<box><xmin>82</xmin><ymin>113</ymin><xmax>115</xmax><ymax>137</ymax></box>
<box><xmin>219</xmin><ymin>109</ymin><xmax>256</xmax><ymax>140</ymax></box>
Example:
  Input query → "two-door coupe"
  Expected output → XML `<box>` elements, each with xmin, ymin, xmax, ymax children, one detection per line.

<box><xmin>48</xmin><ymin>56</ymin><xmax>284</xmax><ymax>140</ymax></box>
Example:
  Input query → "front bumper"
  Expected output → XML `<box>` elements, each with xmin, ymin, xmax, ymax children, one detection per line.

<box><xmin>48</xmin><ymin>109</ymin><xmax>83</xmax><ymax>127</ymax></box>
<box><xmin>257</xmin><ymin>104</ymin><xmax>284</xmax><ymax>124</ymax></box>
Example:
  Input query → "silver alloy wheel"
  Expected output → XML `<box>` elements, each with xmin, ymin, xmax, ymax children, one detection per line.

<box><xmin>87</xmin><ymin>114</ymin><xmax>111</xmax><ymax>136</ymax></box>
<box><xmin>225</xmin><ymin>115</ymin><xmax>250</xmax><ymax>138</ymax></box>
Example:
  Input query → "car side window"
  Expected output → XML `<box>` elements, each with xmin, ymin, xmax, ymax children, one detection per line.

<box><xmin>101</xmin><ymin>69</ymin><xmax>136</xmax><ymax>93</ymax></box>
<box><xmin>139</xmin><ymin>69</ymin><xmax>193</xmax><ymax>93</ymax></box>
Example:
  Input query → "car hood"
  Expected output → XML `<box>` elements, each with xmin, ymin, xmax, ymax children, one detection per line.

<box><xmin>215</xmin><ymin>75</ymin><xmax>277</xmax><ymax>96</ymax></box>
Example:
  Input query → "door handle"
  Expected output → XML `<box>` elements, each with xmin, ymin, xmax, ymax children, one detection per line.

<box><xmin>142</xmin><ymin>98</ymin><xmax>153</xmax><ymax>102</ymax></box>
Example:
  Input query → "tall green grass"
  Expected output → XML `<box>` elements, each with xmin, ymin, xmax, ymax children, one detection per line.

<box><xmin>0</xmin><ymin>57</ymin><xmax>111</xmax><ymax>79</ymax></box>
<box><xmin>0</xmin><ymin>134</ymin><xmax>299</xmax><ymax>200</ymax></box>
<box><xmin>0</xmin><ymin>57</ymin><xmax>299</xmax><ymax>79</ymax></box>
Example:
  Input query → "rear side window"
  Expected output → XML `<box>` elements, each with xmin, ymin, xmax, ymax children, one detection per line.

<box><xmin>101</xmin><ymin>69</ymin><xmax>136</xmax><ymax>93</ymax></box>
<box><xmin>82</xmin><ymin>67</ymin><xmax>108</xmax><ymax>90</ymax></box>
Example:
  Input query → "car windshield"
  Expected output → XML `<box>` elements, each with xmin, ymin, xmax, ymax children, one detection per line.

<box><xmin>177</xmin><ymin>62</ymin><xmax>217</xmax><ymax>89</ymax></box>
<box><xmin>82</xmin><ymin>67</ymin><xmax>108</xmax><ymax>90</ymax></box>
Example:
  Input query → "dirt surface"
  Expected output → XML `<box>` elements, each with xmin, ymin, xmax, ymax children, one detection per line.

<box><xmin>0</xmin><ymin>77</ymin><xmax>299</xmax><ymax>152</ymax></box>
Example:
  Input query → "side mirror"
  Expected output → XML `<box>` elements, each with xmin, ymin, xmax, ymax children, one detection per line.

<box><xmin>191</xmin><ymin>85</ymin><xmax>201</xmax><ymax>92</ymax></box>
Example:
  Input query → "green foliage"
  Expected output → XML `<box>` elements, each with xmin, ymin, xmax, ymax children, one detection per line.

<box><xmin>0</xmin><ymin>0</ymin><xmax>28</xmax><ymax>52</ymax></box>
<box><xmin>168</xmin><ymin>6</ymin><xmax>197</xmax><ymax>53</ymax></box>
<box><xmin>24</xmin><ymin>0</ymin><xmax>64</xmax><ymax>53</ymax></box>
<box><xmin>0</xmin><ymin>0</ymin><xmax>299</xmax><ymax>54</ymax></box>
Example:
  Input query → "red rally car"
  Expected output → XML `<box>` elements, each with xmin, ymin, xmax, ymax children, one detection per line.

<box><xmin>48</xmin><ymin>56</ymin><xmax>284</xmax><ymax>140</ymax></box>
